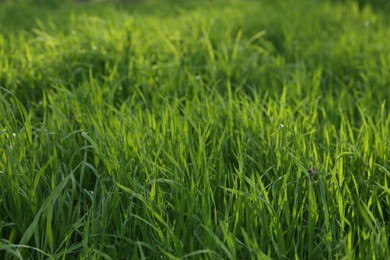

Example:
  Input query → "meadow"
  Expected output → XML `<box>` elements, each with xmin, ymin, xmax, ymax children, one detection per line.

<box><xmin>0</xmin><ymin>0</ymin><xmax>389</xmax><ymax>259</ymax></box>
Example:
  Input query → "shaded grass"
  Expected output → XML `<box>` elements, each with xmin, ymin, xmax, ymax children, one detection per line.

<box><xmin>0</xmin><ymin>0</ymin><xmax>389</xmax><ymax>258</ymax></box>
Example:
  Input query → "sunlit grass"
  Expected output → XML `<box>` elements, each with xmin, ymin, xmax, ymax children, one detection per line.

<box><xmin>0</xmin><ymin>0</ymin><xmax>389</xmax><ymax>259</ymax></box>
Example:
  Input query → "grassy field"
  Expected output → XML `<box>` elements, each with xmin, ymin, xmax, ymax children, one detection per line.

<box><xmin>0</xmin><ymin>0</ymin><xmax>389</xmax><ymax>259</ymax></box>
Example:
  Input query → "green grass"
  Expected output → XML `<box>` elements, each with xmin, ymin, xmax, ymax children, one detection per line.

<box><xmin>0</xmin><ymin>0</ymin><xmax>389</xmax><ymax>259</ymax></box>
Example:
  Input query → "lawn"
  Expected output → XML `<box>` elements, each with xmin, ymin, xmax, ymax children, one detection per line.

<box><xmin>0</xmin><ymin>0</ymin><xmax>389</xmax><ymax>259</ymax></box>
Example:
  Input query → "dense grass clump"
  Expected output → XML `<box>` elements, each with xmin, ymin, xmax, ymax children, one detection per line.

<box><xmin>0</xmin><ymin>0</ymin><xmax>389</xmax><ymax>259</ymax></box>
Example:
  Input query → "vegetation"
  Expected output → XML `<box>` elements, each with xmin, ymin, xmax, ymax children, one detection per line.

<box><xmin>0</xmin><ymin>0</ymin><xmax>389</xmax><ymax>258</ymax></box>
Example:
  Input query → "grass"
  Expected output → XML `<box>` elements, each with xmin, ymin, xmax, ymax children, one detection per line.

<box><xmin>0</xmin><ymin>0</ymin><xmax>389</xmax><ymax>258</ymax></box>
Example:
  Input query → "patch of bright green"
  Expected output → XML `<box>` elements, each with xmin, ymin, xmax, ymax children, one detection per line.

<box><xmin>0</xmin><ymin>0</ymin><xmax>389</xmax><ymax>259</ymax></box>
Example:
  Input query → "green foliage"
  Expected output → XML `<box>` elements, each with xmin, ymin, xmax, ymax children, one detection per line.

<box><xmin>0</xmin><ymin>0</ymin><xmax>389</xmax><ymax>259</ymax></box>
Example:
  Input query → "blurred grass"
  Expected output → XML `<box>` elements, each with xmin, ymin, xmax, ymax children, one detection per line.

<box><xmin>0</xmin><ymin>0</ymin><xmax>389</xmax><ymax>259</ymax></box>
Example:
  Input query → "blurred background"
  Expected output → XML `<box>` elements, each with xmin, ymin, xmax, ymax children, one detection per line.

<box><xmin>0</xmin><ymin>0</ymin><xmax>389</xmax><ymax>13</ymax></box>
